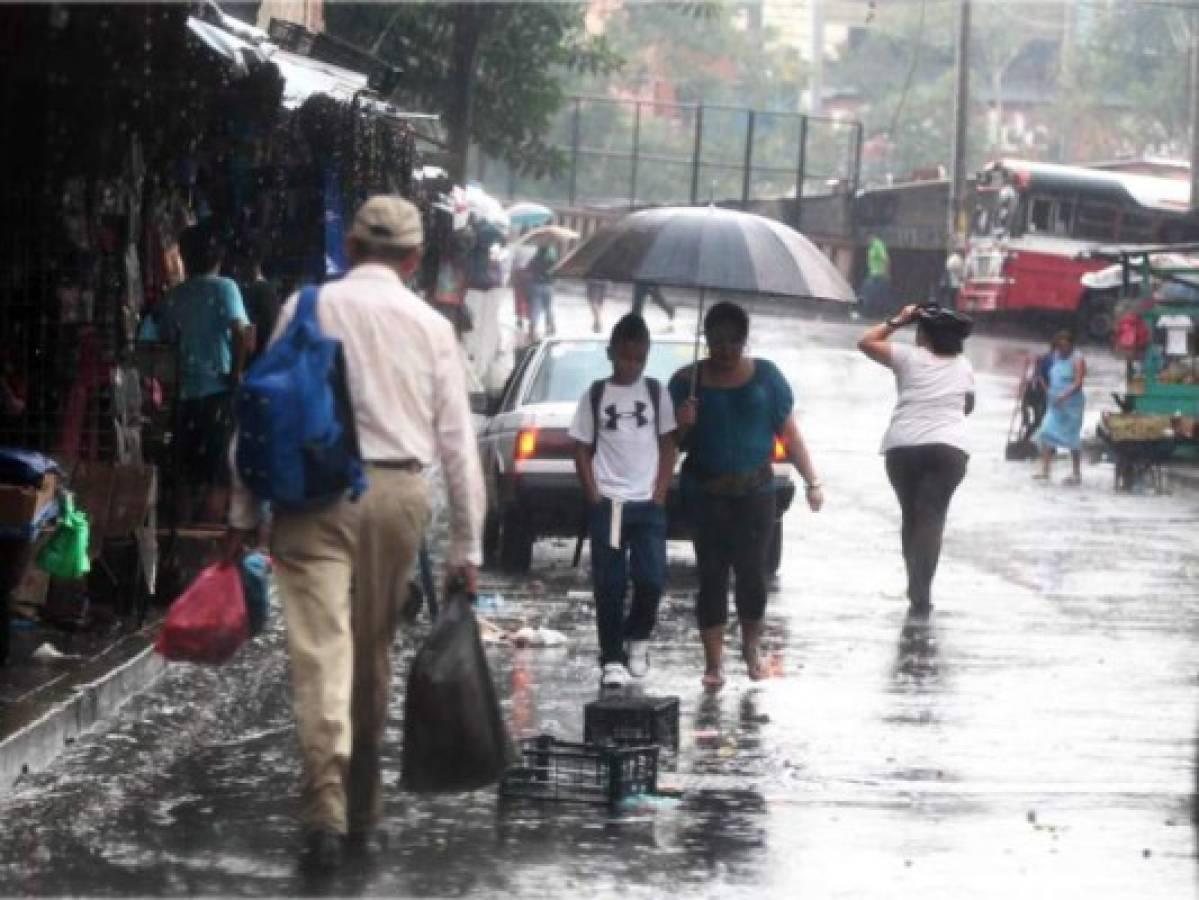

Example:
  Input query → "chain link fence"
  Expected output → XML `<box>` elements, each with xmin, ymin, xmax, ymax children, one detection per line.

<box><xmin>476</xmin><ymin>96</ymin><xmax>862</xmax><ymax>220</ymax></box>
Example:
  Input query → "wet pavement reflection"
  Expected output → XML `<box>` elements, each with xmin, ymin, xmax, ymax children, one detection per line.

<box><xmin>0</xmin><ymin>298</ymin><xmax>1195</xmax><ymax>898</ymax></box>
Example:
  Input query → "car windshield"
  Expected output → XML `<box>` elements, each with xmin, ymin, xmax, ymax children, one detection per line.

<box><xmin>523</xmin><ymin>340</ymin><xmax>698</xmax><ymax>405</ymax></box>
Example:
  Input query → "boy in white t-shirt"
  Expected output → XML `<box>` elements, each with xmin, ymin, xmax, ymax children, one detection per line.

<box><xmin>570</xmin><ymin>314</ymin><xmax>677</xmax><ymax>688</ymax></box>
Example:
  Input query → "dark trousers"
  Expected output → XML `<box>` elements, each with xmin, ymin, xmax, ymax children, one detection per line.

<box><xmin>178</xmin><ymin>391</ymin><xmax>234</xmax><ymax>485</ymax></box>
<box><xmin>692</xmin><ymin>489</ymin><xmax>776</xmax><ymax>629</ymax></box>
<box><xmin>631</xmin><ymin>284</ymin><xmax>676</xmax><ymax>319</ymax></box>
<box><xmin>884</xmin><ymin>444</ymin><xmax>968</xmax><ymax>609</ymax></box>
<box><xmin>589</xmin><ymin>499</ymin><xmax>667</xmax><ymax>665</ymax></box>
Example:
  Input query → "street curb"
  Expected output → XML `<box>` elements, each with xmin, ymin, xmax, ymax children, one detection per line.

<box><xmin>0</xmin><ymin>626</ymin><xmax>166</xmax><ymax>793</ymax></box>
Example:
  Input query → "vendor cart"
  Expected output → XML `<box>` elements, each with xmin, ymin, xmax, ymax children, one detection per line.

<box><xmin>1086</xmin><ymin>244</ymin><xmax>1199</xmax><ymax>486</ymax></box>
<box><xmin>1005</xmin><ymin>356</ymin><xmax>1045</xmax><ymax>461</ymax></box>
<box><xmin>1097</xmin><ymin>412</ymin><xmax>1178</xmax><ymax>492</ymax></box>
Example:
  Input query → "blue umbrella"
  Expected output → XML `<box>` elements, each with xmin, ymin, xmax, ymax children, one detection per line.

<box><xmin>506</xmin><ymin>202</ymin><xmax>554</xmax><ymax>230</ymax></box>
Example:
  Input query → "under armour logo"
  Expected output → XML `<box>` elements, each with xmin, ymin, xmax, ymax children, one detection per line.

<box><xmin>603</xmin><ymin>402</ymin><xmax>649</xmax><ymax>430</ymax></box>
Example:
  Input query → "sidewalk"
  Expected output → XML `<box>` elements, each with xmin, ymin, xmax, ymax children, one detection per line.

<box><xmin>0</xmin><ymin>615</ymin><xmax>164</xmax><ymax>791</ymax></box>
<box><xmin>0</xmin><ymin>528</ymin><xmax>221</xmax><ymax>792</ymax></box>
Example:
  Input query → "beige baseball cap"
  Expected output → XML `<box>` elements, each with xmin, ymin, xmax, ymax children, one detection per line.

<box><xmin>349</xmin><ymin>195</ymin><xmax>423</xmax><ymax>249</ymax></box>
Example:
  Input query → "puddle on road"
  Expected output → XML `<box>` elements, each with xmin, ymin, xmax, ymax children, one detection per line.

<box><xmin>1</xmin><ymin>314</ymin><xmax>1196</xmax><ymax>896</ymax></box>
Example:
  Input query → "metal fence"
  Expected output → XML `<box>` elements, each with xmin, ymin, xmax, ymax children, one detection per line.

<box><xmin>476</xmin><ymin>96</ymin><xmax>863</xmax><ymax>222</ymax></box>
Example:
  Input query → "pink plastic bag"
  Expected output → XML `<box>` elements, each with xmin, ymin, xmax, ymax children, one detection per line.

<box><xmin>155</xmin><ymin>564</ymin><xmax>248</xmax><ymax>664</ymax></box>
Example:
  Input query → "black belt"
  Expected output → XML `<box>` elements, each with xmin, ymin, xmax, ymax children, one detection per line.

<box><xmin>365</xmin><ymin>459</ymin><xmax>423</xmax><ymax>473</ymax></box>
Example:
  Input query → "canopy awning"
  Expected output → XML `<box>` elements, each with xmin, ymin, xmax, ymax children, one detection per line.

<box><xmin>186</xmin><ymin>15</ymin><xmax>438</xmax><ymax>126</ymax></box>
<box><xmin>187</xmin><ymin>16</ymin><xmax>270</xmax><ymax>77</ymax></box>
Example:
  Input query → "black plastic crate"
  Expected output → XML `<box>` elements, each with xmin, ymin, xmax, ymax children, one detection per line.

<box><xmin>499</xmin><ymin>735</ymin><xmax>659</xmax><ymax>805</ymax></box>
<box><xmin>584</xmin><ymin>695</ymin><xmax>680</xmax><ymax>751</ymax></box>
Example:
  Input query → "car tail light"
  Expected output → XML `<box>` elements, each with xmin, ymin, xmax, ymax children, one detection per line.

<box><xmin>516</xmin><ymin>428</ymin><xmax>538</xmax><ymax>460</ymax></box>
<box><xmin>773</xmin><ymin>436</ymin><xmax>787</xmax><ymax>462</ymax></box>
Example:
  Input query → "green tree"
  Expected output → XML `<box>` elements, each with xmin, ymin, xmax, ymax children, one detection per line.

<box><xmin>1063</xmin><ymin>3</ymin><xmax>1193</xmax><ymax>159</ymax></box>
<box><xmin>325</xmin><ymin>2</ymin><xmax>619</xmax><ymax>182</ymax></box>
<box><xmin>828</xmin><ymin>1</ymin><xmax>1065</xmax><ymax>184</ymax></box>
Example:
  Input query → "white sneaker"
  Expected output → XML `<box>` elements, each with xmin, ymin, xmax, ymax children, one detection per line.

<box><xmin>601</xmin><ymin>662</ymin><xmax>631</xmax><ymax>688</ymax></box>
<box><xmin>626</xmin><ymin>641</ymin><xmax>650</xmax><ymax>678</ymax></box>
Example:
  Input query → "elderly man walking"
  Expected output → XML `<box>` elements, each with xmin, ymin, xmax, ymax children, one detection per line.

<box><xmin>226</xmin><ymin>196</ymin><xmax>485</xmax><ymax>871</ymax></box>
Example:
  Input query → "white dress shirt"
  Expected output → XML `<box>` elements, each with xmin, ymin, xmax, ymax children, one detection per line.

<box><xmin>229</xmin><ymin>264</ymin><xmax>486</xmax><ymax>566</ymax></box>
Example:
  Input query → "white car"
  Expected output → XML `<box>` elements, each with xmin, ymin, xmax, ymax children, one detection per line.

<box><xmin>476</xmin><ymin>336</ymin><xmax>796</xmax><ymax>573</ymax></box>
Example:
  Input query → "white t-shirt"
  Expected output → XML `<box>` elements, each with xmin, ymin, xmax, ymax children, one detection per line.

<box><xmin>1158</xmin><ymin>314</ymin><xmax>1193</xmax><ymax>356</ymax></box>
<box><xmin>569</xmin><ymin>378</ymin><xmax>677</xmax><ymax>502</ymax></box>
<box><xmin>881</xmin><ymin>343</ymin><xmax>975</xmax><ymax>453</ymax></box>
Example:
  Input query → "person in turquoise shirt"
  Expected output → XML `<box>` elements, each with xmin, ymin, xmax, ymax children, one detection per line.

<box><xmin>670</xmin><ymin>301</ymin><xmax>824</xmax><ymax>689</ymax></box>
<box><xmin>156</xmin><ymin>224</ymin><xmax>252</xmax><ymax>523</ymax></box>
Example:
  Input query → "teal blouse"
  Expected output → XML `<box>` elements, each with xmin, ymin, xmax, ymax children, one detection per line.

<box><xmin>668</xmin><ymin>358</ymin><xmax>793</xmax><ymax>481</ymax></box>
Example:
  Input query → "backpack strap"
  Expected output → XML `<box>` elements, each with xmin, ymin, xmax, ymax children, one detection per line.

<box><xmin>588</xmin><ymin>378</ymin><xmax>607</xmax><ymax>452</ymax></box>
<box><xmin>645</xmin><ymin>377</ymin><xmax>661</xmax><ymax>431</ymax></box>
<box><xmin>298</xmin><ymin>283</ymin><xmax>368</xmax><ymax>503</ymax></box>
<box><xmin>296</xmin><ymin>285</ymin><xmax>320</xmax><ymax>326</ymax></box>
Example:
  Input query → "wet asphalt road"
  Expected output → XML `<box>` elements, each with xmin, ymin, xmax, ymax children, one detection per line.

<box><xmin>2</xmin><ymin>293</ymin><xmax>1197</xmax><ymax>898</ymax></box>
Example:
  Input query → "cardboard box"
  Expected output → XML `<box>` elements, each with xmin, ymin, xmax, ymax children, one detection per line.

<box><xmin>10</xmin><ymin>567</ymin><xmax>49</xmax><ymax>615</ymax></box>
<box><xmin>0</xmin><ymin>474</ymin><xmax>59</xmax><ymax>530</ymax></box>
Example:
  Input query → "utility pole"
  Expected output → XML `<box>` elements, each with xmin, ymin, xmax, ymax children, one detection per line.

<box><xmin>1191</xmin><ymin>9</ymin><xmax>1199</xmax><ymax>210</ymax></box>
<box><xmin>947</xmin><ymin>0</ymin><xmax>972</xmax><ymax>248</ymax></box>
<box><xmin>810</xmin><ymin>0</ymin><xmax>825</xmax><ymax>115</ymax></box>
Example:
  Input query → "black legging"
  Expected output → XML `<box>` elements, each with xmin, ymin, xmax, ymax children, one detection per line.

<box><xmin>692</xmin><ymin>489</ymin><xmax>776</xmax><ymax>628</ymax></box>
<box><xmin>884</xmin><ymin>444</ymin><xmax>968</xmax><ymax>610</ymax></box>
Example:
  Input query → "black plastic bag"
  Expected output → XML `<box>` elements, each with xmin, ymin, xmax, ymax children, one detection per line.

<box><xmin>401</xmin><ymin>587</ymin><xmax>516</xmax><ymax>792</ymax></box>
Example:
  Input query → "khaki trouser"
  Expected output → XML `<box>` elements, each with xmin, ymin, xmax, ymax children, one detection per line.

<box><xmin>271</xmin><ymin>469</ymin><xmax>429</xmax><ymax>833</ymax></box>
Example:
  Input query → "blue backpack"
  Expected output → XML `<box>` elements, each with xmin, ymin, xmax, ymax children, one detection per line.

<box><xmin>234</xmin><ymin>286</ymin><xmax>367</xmax><ymax>510</ymax></box>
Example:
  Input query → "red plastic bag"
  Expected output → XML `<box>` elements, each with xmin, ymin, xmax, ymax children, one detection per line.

<box><xmin>155</xmin><ymin>564</ymin><xmax>248</xmax><ymax>664</ymax></box>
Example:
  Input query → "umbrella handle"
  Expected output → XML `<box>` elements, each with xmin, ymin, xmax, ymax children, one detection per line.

<box><xmin>690</xmin><ymin>286</ymin><xmax>706</xmax><ymax>398</ymax></box>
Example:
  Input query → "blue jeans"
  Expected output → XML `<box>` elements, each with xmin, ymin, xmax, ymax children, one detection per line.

<box><xmin>529</xmin><ymin>282</ymin><xmax>555</xmax><ymax>335</ymax></box>
<box><xmin>589</xmin><ymin>499</ymin><xmax>667</xmax><ymax>666</ymax></box>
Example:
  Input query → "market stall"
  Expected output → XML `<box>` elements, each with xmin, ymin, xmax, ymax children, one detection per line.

<box><xmin>1091</xmin><ymin>244</ymin><xmax>1199</xmax><ymax>489</ymax></box>
<box><xmin>0</xmin><ymin>4</ymin><xmax>429</xmax><ymax>651</ymax></box>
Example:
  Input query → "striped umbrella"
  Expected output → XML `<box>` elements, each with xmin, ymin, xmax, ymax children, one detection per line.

<box><xmin>506</xmin><ymin>202</ymin><xmax>554</xmax><ymax>230</ymax></box>
<box><xmin>555</xmin><ymin>205</ymin><xmax>855</xmax><ymax>390</ymax></box>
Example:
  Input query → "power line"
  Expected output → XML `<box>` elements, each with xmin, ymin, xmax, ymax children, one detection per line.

<box><xmin>887</xmin><ymin>0</ymin><xmax>927</xmax><ymax>139</ymax></box>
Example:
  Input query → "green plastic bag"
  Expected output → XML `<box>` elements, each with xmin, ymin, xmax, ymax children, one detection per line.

<box><xmin>37</xmin><ymin>494</ymin><xmax>91</xmax><ymax>580</ymax></box>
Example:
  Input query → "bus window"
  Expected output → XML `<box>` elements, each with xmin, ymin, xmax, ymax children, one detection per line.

<box><xmin>1074</xmin><ymin>201</ymin><xmax>1119</xmax><ymax>242</ymax></box>
<box><xmin>1027</xmin><ymin>196</ymin><xmax>1052</xmax><ymax>233</ymax></box>
<box><xmin>1118</xmin><ymin>212</ymin><xmax>1156</xmax><ymax>243</ymax></box>
<box><xmin>1053</xmin><ymin>199</ymin><xmax>1074</xmax><ymax>236</ymax></box>
<box><xmin>994</xmin><ymin>185</ymin><xmax>1018</xmax><ymax>234</ymax></box>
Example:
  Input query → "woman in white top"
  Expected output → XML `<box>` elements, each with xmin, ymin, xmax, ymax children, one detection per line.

<box><xmin>858</xmin><ymin>303</ymin><xmax>975</xmax><ymax>615</ymax></box>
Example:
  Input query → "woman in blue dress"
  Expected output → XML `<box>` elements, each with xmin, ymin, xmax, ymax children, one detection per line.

<box><xmin>1034</xmin><ymin>331</ymin><xmax>1087</xmax><ymax>485</ymax></box>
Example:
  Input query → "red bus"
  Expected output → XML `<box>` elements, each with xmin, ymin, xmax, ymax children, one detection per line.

<box><xmin>958</xmin><ymin>159</ymin><xmax>1199</xmax><ymax>340</ymax></box>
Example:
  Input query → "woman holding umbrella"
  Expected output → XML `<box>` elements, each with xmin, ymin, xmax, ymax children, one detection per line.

<box><xmin>858</xmin><ymin>303</ymin><xmax>975</xmax><ymax>616</ymax></box>
<box><xmin>671</xmin><ymin>301</ymin><xmax>824</xmax><ymax>688</ymax></box>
